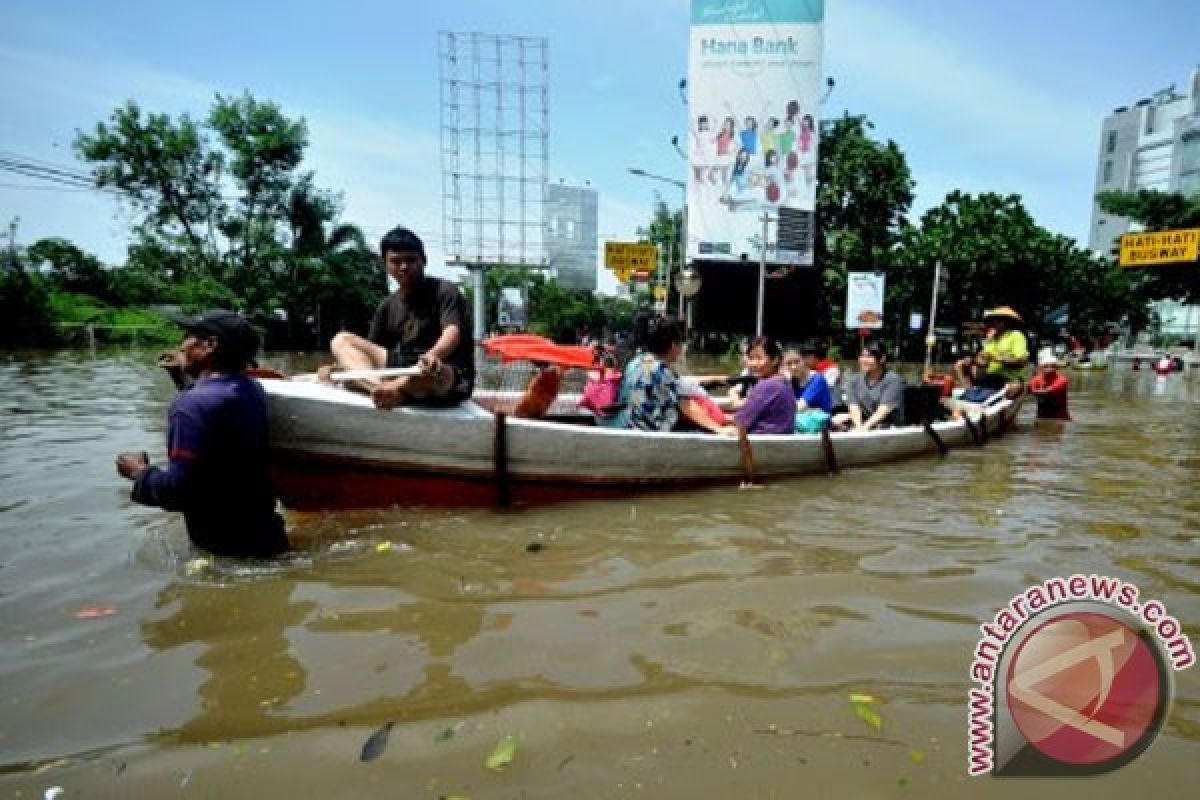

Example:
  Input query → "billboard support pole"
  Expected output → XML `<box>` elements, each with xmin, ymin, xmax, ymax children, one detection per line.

<box><xmin>756</xmin><ymin>212</ymin><xmax>770</xmax><ymax>337</ymax></box>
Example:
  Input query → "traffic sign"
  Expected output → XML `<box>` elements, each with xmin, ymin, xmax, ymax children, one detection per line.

<box><xmin>605</xmin><ymin>241</ymin><xmax>658</xmax><ymax>284</ymax></box>
<box><xmin>1119</xmin><ymin>228</ymin><xmax>1200</xmax><ymax>267</ymax></box>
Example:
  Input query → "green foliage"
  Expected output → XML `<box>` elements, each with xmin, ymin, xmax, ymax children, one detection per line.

<box><xmin>45</xmin><ymin>290</ymin><xmax>176</xmax><ymax>344</ymax></box>
<box><xmin>476</xmin><ymin>264</ymin><xmax>637</xmax><ymax>343</ymax></box>
<box><xmin>73</xmin><ymin>93</ymin><xmax>374</xmax><ymax>347</ymax></box>
<box><xmin>0</xmin><ymin>258</ymin><xmax>53</xmax><ymax>344</ymax></box>
<box><xmin>28</xmin><ymin>237</ymin><xmax>117</xmax><ymax>302</ymax></box>
<box><xmin>815</xmin><ymin>114</ymin><xmax>915</xmax><ymax>330</ymax></box>
<box><xmin>1095</xmin><ymin>188</ymin><xmax>1200</xmax><ymax>304</ymax></box>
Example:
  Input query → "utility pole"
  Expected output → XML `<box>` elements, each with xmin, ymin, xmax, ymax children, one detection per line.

<box><xmin>5</xmin><ymin>217</ymin><xmax>19</xmax><ymax>272</ymax></box>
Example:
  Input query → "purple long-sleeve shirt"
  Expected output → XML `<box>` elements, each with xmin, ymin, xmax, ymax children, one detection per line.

<box><xmin>132</xmin><ymin>373</ymin><xmax>288</xmax><ymax>557</ymax></box>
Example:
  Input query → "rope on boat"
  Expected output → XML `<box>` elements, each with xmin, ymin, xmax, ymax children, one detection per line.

<box><xmin>737</xmin><ymin>427</ymin><xmax>758</xmax><ymax>484</ymax></box>
<box><xmin>493</xmin><ymin>412</ymin><xmax>512</xmax><ymax>508</ymax></box>
<box><xmin>820</xmin><ymin>427</ymin><xmax>840</xmax><ymax>474</ymax></box>
<box><xmin>963</xmin><ymin>414</ymin><xmax>983</xmax><ymax>446</ymax></box>
<box><xmin>923</xmin><ymin>422</ymin><xmax>948</xmax><ymax>456</ymax></box>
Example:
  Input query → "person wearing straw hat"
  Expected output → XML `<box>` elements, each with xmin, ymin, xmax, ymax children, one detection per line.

<box><xmin>953</xmin><ymin>305</ymin><xmax>1029</xmax><ymax>399</ymax></box>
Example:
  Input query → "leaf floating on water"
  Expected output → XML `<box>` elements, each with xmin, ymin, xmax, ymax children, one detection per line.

<box><xmin>849</xmin><ymin>693</ymin><xmax>883</xmax><ymax>732</ymax></box>
<box><xmin>376</xmin><ymin>542</ymin><xmax>394</xmax><ymax>553</ymax></box>
<box><xmin>439</xmin><ymin>795</ymin><xmax>470</xmax><ymax>800</ymax></box>
<box><xmin>908</xmin><ymin>749</ymin><xmax>925</xmax><ymax>764</ymax></box>
<box><xmin>360</xmin><ymin>722</ymin><xmax>395</xmax><ymax>762</ymax></box>
<box><xmin>484</xmin><ymin>735</ymin><xmax>518</xmax><ymax>771</ymax></box>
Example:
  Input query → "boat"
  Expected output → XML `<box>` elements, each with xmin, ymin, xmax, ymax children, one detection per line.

<box><xmin>262</xmin><ymin>378</ymin><xmax>1028</xmax><ymax>510</ymax></box>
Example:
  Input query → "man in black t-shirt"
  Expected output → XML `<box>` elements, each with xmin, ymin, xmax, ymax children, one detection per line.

<box><xmin>325</xmin><ymin>227</ymin><xmax>473</xmax><ymax>408</ymax></box>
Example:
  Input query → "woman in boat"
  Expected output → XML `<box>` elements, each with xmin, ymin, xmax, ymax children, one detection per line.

<box><xmin>722</xmin><ymin>337</ymin><xmax>796</xmax><ymax>435</ymax></box>
<box><xmin>624</xmin><ymin>315</ymin><xmax>724</xmax><ymax>433</ymax></box>
<box><xmin>832</xmin><ymin>342</ymin><xmax>906</xmax><ymax>431</ymax></box>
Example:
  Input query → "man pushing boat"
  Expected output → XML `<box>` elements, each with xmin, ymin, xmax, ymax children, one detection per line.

<box><xmin>321</xmin><ymin>227</ymin><xmax>474</xmax><ymax>409</ymax></box>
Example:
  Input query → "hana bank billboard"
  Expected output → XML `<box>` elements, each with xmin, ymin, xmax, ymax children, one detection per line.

<box><xmin>687</xmin><ymin>0</ymin><xmax>824</xmax><ymax>263</ymax></box>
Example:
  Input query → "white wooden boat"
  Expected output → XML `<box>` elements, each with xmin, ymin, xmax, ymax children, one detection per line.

<box><xmin>262</xmin><ymin>379</ymin><xmax>1026</xmax><ymax>510</ymax></box>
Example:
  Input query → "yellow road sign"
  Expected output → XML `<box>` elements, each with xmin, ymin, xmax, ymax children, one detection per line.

<box><xmin>605</xmin><ymin>241</ymin><xmax>657</xmax><ymax>284</ymax></box>
<box><xmin>1119</xmin><ymin>228</ymin><xmax>1200</xmax><ymax>267</ymax></box>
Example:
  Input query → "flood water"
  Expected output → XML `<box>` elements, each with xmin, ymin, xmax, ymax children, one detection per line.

<box><xmin>1</xmin><ymin>349</ymin><xmax>1197</xmax><ymax>799</ymax></box>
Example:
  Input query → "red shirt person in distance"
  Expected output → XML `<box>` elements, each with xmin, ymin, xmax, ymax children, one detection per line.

<box><xmin>1028</xmin><ymin>354</ymin><xmax>1070</xmax><ymax>420</ymax></box>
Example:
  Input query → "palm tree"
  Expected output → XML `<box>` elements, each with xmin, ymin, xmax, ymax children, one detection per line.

<box><xmin>283</xmin><ymin>177</ymin><xmax>383</xmax><ymax>347</ymax></box>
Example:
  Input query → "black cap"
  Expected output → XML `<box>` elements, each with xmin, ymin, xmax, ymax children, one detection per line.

<box><xmin>173</xmin><ymin>309</ymin><xmax>260</xmax><ymax>368</ymax></box>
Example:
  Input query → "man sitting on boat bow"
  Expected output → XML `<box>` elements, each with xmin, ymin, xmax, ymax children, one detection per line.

<box><xmin>322</xmin><ymin>227</ymin><xmax>474</xmax><ymax>409</ymax></box>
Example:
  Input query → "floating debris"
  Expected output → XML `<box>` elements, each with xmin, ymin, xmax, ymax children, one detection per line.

<box><xmin>484</xmin><ymin>735</ymin><xmax>518</xmax><ymax>771</ymax></box>
<box><xmin>360</xmin><ymin>722</ymin><xmax>395</xmax><ymax>762</ymax></box>
<box><xmin>73</xmin><ymin>605</ymin><xmax>116</xmax><ymax>620</ymax></box>
<box><xmin>849</xmin><ymin>693</ymin><xmax>884</xmax><ymax>732</ymax></box>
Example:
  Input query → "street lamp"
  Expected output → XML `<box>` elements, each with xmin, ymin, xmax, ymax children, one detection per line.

<box><xmin>627</xmin><ymin>167</ymin><xmax>688</xmax><ymax>317</ymax></box>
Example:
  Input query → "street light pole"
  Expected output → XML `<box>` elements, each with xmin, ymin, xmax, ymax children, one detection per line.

<box><xmin>628</xmin><ymin>168</ymin><xmax>687</xmax><ymax>315</ymax></box>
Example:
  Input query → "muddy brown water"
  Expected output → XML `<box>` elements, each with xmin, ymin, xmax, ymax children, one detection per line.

<box><xmin>1</xmin><ymin>349</ymin><xmax>1197</xmax><ymax>798</ymax></box>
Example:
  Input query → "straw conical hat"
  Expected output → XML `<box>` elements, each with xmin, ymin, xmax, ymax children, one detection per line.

<box><xmin>983</xmin><ymin>305</ymin><xmax>1023</xmax><ymax>322</ymax></box>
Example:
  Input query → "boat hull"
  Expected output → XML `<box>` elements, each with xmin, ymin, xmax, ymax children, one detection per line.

<box><xmin>264</xmin><ymin>380</ymin><xmax>1025</xmax><ymax>510</ymax></box>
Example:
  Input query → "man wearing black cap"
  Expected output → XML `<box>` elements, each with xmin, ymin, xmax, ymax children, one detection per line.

<box><xmin>115</xmin><ymin>310</ymin><xmax>289</xmax><ymax>558</ymax></box>
<box><xmin>323</xmin><ymin>226</ymin><xmax>473</xmax><ymax>409</ymax></box>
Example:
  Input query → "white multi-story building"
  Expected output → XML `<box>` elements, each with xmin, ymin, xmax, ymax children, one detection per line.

<box><xmin>545</xmin><ymin>182</ymin><xmax>598</xmax><ymax>292</ymax></box>
<box><xmin>1089</xmin><ymin>67</ymin><xmax>1200</xmax><ymax>343</ymax></box>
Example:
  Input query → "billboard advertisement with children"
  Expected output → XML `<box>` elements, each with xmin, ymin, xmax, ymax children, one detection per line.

<box><xmin>687</xmin><ymin>0</ymin><xmax>824</xmax><ymax>264</ymax></box>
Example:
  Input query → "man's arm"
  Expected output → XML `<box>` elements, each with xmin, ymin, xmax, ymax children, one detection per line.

<box><xmin>127</xmin><ymin>409</ymin><xmax>205</xmax><ymax>511</ymax></box>
<box><xmin>420</xmin><ymin>283</ymin><xmax>468</xmax><ymax>372</ymax></box>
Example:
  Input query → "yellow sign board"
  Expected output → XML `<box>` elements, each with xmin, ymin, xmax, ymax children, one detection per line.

<box><xmin>605</xmin><ymin>241</ymin><xmax>657</xmax><ymax>283</ymax></box>
<box><xmin>1119</xmin><ymin>228</ymin><xmax>1200</xmax><ymax>267</ymax></box>
<box><xmin>652</xmin><ymin>285</ymin><xmax>667</xmax><ymax>301</ymax></box>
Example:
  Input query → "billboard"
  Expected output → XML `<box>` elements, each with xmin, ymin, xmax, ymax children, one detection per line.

<box><xmin>845</xmin><ymin>272</ymin><xmax>885</xmax><ymax>330</ymax></box>
<box><xmin>687</xmin><ymin>0</ymin><xmax>824</xmax><ymax>264</ymax></box>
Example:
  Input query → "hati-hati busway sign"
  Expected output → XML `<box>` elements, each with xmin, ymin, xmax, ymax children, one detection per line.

<box><xmin>1119</xmin><ymin>228</ymin><xmax>1200</xmax><ymax>267</ymax></box>
<box><xmin>605</xmin><ymin>242</ymin><xmax>657</xmax><ymax>283</ymax></box>
<box><xmin>845</xmin><ymin>272</ymin><xmax>885</xmax><ymax>330</ymax></box>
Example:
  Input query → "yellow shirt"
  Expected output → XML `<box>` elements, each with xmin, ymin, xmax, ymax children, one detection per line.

<box><xmin>982</xmin><ymin>330</ymin><xmax>1029</xmax><ymax>381</ymax></box>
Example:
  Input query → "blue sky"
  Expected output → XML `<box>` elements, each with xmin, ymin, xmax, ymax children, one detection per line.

<box><xmin>1</xmin><ymin>0</ymin><xmax>1196</xmax><ymax>293</ymax></box>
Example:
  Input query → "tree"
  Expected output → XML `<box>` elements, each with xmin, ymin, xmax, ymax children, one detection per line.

<box><xmin>280</xmin><ymin>178</ymin><xmax>383</xmax><ymax>347</ymax></box>
<box><xmin>75</xmin><ymin>93</ymin><xmax>377</xmax><ymax>345</ymax></box>
<box><xmin>75</xmin><ymin>101</ymin><xmax>224</xmax><ymax>270</ymax></box>
<box><xmin>27</xmin><ymin>238</ymin><xmax>116</xmax><ymax>302</ymax></box>
<box><xmin>0</xmin><ymin>245</ymin><xmax>52</xmax><ymax>344</ymax></box>
<box><xmin>815</xmin><ymin>114</ymin><xmax>915</xmax><ymax>333</ymax></box>
<box><xmin>894</xmin><ymin>191</ymin><xmax>1148</xmax><ymax>348</ymax></box>
<box><xmin>1095</xmin><ymin>188</ymin><xmax>1200</xmax><ymax>304</ymax></box>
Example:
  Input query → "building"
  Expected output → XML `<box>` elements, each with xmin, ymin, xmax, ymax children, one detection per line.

<box><xmin>1088</xmin><ymin>67</ymin><xmax>1200</xmax><ymax>251</ymax></box>
<box><xmin>545</xmin><ymin>182</ymin><xmax>598</xmax><ymax>291</ymax></box>
<box><xmin>1088</xmin><ymin>67</ymin><xmax>1200</xmax><ymax>345</ymax></box>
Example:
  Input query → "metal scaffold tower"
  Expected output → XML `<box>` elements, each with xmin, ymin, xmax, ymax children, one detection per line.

<box><xmin>439</xmin><ymin>31</ymin><xmax>549</xmax><ymax>269</ymax></box>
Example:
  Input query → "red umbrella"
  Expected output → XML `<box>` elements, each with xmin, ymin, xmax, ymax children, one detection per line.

<box><xmin>481</xmin><ymin>334</ymin><xmax>598</xmax><ymax>369</ymax></box>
